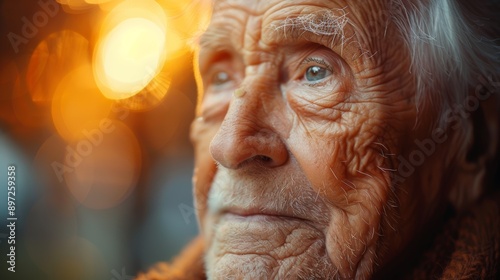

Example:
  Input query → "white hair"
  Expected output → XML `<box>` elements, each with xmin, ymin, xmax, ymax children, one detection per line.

<box><xmin>390</xmin><ymin>0</ymin><xmax>500</xmax><ymax>207</ymax></box>
<box><xmin>390</xmin><ymin>0</ymin><xmax>500</xmax><ymax>128</ymax></box>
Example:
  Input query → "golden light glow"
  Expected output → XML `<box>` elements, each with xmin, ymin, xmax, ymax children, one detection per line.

<box><xmin>56</xmin><ymin>0</ymin><xmax>92</xmax><ymax>13</ymax></box>
<box><xmin>93</xmin><ymin>0</ymin><xmax>168</xmax><ymax>100</ymax></box>
<box><xmin>160</xmin><ymin>0</ymin><xmax>213</xmax><ymax>43</ymax></box>
<box><xmin>115</xmin><ymin>69</ymin><xmax>171</xmax><ymax>111</ymax></box>
<box><xmin>100</xmin><ymin>18</ymin><xmax>164</xmax><ymax>98</ymax></box>
<box><xmin>12</xmin><ymin>74</ymin><xmax>47</xmax><ymax>128</ymax></box>
<box><xmin>84</xmin><ymin>0</ymin><xmax>115</xmax><ymax>4</ymax></box>
<box><xmin>27</xmin><ymin>31</ymin><xmax>89</xmax><ymax>106</ymax></box>
<box><xmin>52</xmin><ymin>64</ymin><xmax>113</xmax><ymax>142</ymax></box>
<box><xmin>57</xmin><ymin>0</ymin><xmax>119</xmax><ymax>12</ymax></box>
<box><xmin>1</xmin><ymin>2</ymin><xmax>211</xmax><ymax>278</ymax></box>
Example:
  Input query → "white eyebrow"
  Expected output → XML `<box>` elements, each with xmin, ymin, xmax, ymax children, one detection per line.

<box><xmin>269</xmin><ymin>8</ymin><xmax>349</xmax><ymax>44</ymax></box>
<box><xmin>197</xmin><ymin>7</ymin><xmax>352</xmax><ymax>57</ymax></box>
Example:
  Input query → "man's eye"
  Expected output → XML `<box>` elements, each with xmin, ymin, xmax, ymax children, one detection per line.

<box><xmin>304</xmin><ymin>66</ymin><xmax>331</xmax><ymax>82</ymax></box>
<box><xmin>212</xmin><ymin>71</ymin><xmax>230</xmax><ymax>85</ymax></box>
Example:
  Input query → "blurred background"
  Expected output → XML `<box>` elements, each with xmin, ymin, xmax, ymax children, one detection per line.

<box><xmin>0</xmin><ymin>0</ymin><xmax>210</xmax><ymax>279</ymax></box>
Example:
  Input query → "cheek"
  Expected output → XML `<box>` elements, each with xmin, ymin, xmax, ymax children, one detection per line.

<box><xmin>287</xmin><ymin>134</ymin><xmax>347</xmax><ymax>204</ymax></box>
<box><xmin>285</xmin><ymin>109</ymin><xmax>384</xmax><ymax>208</ymax></box>
<box><xmin>285</xmin><ymin>103</ymin><xmax>395</xmax><ymax>277</ymax></box>
<box><xmin>191</xmin><ymin>120</ymin><xmax>220</xmax><ymax>229</ymax></box>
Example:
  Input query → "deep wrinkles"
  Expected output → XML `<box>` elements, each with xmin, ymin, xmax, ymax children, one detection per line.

<box><xmin>200</xmin><ymin>1</ymin><xmax>416</xmax><ymax>279</ymax></box>
<box><xmin>210</xmin><ymin>226</ymin><xmax>335</xmax><ymax>279</ymax></box>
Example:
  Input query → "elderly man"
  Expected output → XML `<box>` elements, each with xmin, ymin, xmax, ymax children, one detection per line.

<box><xmin>138</xmin><ymin>0</ymin><xmax>500</xmax><ymax>279</ymax></box>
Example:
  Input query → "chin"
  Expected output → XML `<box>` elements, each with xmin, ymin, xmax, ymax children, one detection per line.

<box><xmin>203</xmin><ymin>217</ymin><xmax>339</xmax><ymax>279</ymax></box>
<box><xmin>197</xmin><ymin>164</ymin><xmax>387</xmax><ymax>279</ymax></box>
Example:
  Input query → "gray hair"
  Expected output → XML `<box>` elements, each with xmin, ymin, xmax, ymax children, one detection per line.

<box><xmin>390</xmin><ymin>0</ymin><xmax>500</xmax><ymax>128</ymax></box>
<box><xmin>390</xmin><ymin>0</ymin><xmax>500</xmax><ymax>207</ymax></box>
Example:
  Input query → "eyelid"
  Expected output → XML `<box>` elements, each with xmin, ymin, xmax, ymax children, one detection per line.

<box><xmin>206</xmin><ymin>70</ymin><xmax>234</xmax><ymax>90</ymax></box>
<box><xmin>300</xmin><ymin>57</ymin><xmax>333</xmax><ymax>72</ymax></box>
<box><xmin>200</xmin><ymin>50</ymin><xmax>232</xmax><ymax>77</ymax></box>
<box><xmin>204</xmin><ymin>61</ymin><xmax>240</xmax><ymax>93</ymax></box>
<box><xmin>204</xmin><ymin>59</ymin><xmax>232</xmax><ymax>85</ymax></box>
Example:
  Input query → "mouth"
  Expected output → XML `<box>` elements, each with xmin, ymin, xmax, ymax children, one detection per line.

<box><xmin>220</xmin><ymin>207</ymin><xmax>311</xmax><ymax>223</ymax></box>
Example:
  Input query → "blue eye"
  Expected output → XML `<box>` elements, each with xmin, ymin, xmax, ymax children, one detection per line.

<box><xmin>304</xmin><ymin>66</ymin><xmax>330</xmax><ymax>82</ymax></box>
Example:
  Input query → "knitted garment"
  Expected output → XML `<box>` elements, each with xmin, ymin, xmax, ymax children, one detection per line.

<box><xmin>405</xmin><ymin>195</ymin><xmax>500</xmax><ymax>279</ymax></box>
<box><xmin>136</xmin><ymin>196</ymin><xmax>500</xmax><ymax>280</ymax></box>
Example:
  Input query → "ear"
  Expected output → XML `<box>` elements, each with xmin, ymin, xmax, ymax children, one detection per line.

<box><xmin>448</xmin><ymin>90</ymin><xmax>499</xmax><ymax>209</ymax></box>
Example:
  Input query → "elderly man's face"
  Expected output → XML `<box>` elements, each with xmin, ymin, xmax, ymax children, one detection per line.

<box><xmin>190</xmin><ymin>0</ymin><xmax>437</xmax><ymax>278</ymax></box>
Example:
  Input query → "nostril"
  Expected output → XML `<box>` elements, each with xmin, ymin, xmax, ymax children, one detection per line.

<box><xmin>257</xmin><ymin>155</ymin><xmax>272</xmax><ymax>162</ymax></box>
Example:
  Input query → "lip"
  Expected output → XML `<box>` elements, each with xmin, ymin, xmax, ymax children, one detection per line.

<box><xmin>221</xmin><ymin>208</ymin><xmax>309</xmax><ymax>223</ymax></box>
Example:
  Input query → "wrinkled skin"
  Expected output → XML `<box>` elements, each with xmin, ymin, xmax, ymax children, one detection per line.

<box><xmin>190</xmin><ymin>0</ymin><xmax>450</xmax><ymax>279</ymax></box>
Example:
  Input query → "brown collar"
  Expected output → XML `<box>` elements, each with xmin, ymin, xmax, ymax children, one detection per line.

<box><xmin>405</xmin><ymin>195</ymin><xmax>500</xmax><ymax>279</ymax></box>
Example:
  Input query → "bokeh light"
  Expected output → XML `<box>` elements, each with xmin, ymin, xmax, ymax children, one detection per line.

<box><xmin>27</xmin><ymin>30</ymin><xmax>90</xmax><ymax>106</ymax></box>
<box><xmin>63</xmin><ymin>120</ymin><xmax>141</xmax><ymax>209</ymax></box>
<box><xmin>0</xmin><ymin>59</ymin><xmax>21</xmax><ymax>125</ymax></box>
<box><xmin>97</xmin><ymin>17</ymin><xmax>165</xmax><ymax>99</ymax></box>
<box><xmin>84</xmin><ymin>0</ymin><xmax>116</xmax><ymax>4</ymax></box>
<box><xmin>93</xmin><ymin>0</ymin><xmax>168</xmax><ymax>100</ymax></box>
<box><xmin>57</xmin><ymin>0</ymin><xmax>118</xmax><ymax>13</ymax></box>
<box><xmin>114</xmin><ymin>69</ymin><xmax>171</xmax><ymax>111</ymax></box>
<box><xmin>51</xmin><ymin>63</ymin><xmax>114</xmax><ymax>142</ymax></box>
<box><xmin>56</xmin><ymin>0</ymin><xmax>94</xmax><ymax>13</ymax></box>
<box><xmin>1</xmin><ymin>0</ymin><xmax>208</xmax><ymax>278</ymax></box>
<box><xmin>12</xmin><ymin>73</ymin><xmax>48</xmax><ymax>129</ymax></box>
<box><xmin>160</xmin><ymin>0</ymin><xmax>213</xmax><ymax>43</ymax></box>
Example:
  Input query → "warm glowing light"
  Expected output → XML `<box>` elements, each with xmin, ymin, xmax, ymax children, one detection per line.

<box><xmin>57</xmin><ymin>0</ymin><xmax>118</xmax><ymax>12</ymax></box>
<box><xmin>27</xmin><ymin>31</ymin><xmax>89</xmax><ymax>106</ymax></box>
<box><xmin>160</xmin><ymin>0</ymin><xmax>213</xmax><ymax>43</ymax></box>
<box><xmin>115</xmin><ymin>70</ymin><xmax>171</xmax><ymax>111</ymax></box>
<box><xmin>84</xmin><ymin>0</ymin><xmax>115</xmax><ymax>4</ymax></box>
<box><xmin>99</xmin><ymin>18</ymin><xmax>165</xmax><ymax>99</ymax></box>
<box><xmin>56</xmin><ymin>0</ymin><xmax>92</xmax><ymax>13</ymax></box>
<box><xmin>93</xmin><ymin>0</ymin><xmax>168</xmax><ymax>100</ymax></box>
<box><xmin>52</xmin><ymin>64</ymin><xmax>113</xmax><ymax>142</ymax></box>
<box><xmin>12</xmin><ymin>75</ymin><xmax>47</xmax><ymax>128</ymax></box>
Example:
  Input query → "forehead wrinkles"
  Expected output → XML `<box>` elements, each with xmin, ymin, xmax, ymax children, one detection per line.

<box><xmin>212</xmin><ymin>1</ymin><xmax>285</xmax><ymax>56</ymax></box>
<box><xmin>199</xmin><ymin>5</ymin><xmax>248</xmax><ymax>51</ymax></box>
<box><xmin>263</xmin><ymin>6</ymin><xmax>349</xmax><ymax>47</ymax></box>
<box><xmin>200</xmin><ymin>1</ymin><xmax>275</xmax><ymax>51</ymax></box>
<box><xmin>213</xmin><ymin>0</ymin><xmax>266</xmax><ymax>13</ymax></box>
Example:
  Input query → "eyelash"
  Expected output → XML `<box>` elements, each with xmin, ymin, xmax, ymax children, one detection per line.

<box><xmin>300</xmin><ymin>57</ymin><xmax>333</xmax><ymax>87</ymax></box>
<box><xmin>205</xmin><ymin>57</ymin><xmax>334</xmax><ymax>90</ymax></box>
<box><xmin>301</xmin><ymin>57</ymin><xmax>333</xmax><ymax>72</ymax></box>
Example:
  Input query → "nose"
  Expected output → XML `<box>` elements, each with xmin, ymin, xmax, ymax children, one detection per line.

<box><xmin>209</xmin><ymin>89</ymin><xmax>288</xmax><ymax>169</ymax></box>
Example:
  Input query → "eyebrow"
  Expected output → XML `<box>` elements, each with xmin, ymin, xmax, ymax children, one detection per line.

<box><xmin>265</xmin><ymin>8</ymin><xmax>350</xmax><ymax>50</ymax></box>
<box><xmin>198</xmin><ymin>28</ymin><xmax>230</xmax><ymax>52</ymax></box>
<box><xmin>198</xmin><ymin>8</ymin><xmax>351</xmax><ymax>52</ymax></box>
